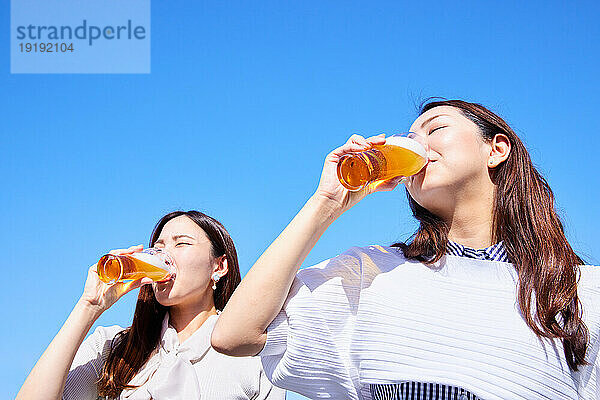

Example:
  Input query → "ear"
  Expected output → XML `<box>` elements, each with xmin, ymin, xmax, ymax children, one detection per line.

<box><xmin>213</xmin><ymin>255</ymin><xmax>228</xmax><ymax>277</ymax></box>
<box><xmin>487</xmin><ymin>133</ymin><xmax>511</xmax><ymax>168</ymax></box>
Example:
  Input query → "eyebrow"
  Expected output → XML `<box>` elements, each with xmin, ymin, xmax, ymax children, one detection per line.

<box><xmin>155</xmin><ymin>234</ymin><xmax>196</xmax><ymax>244</ymax></box>
<box><xmin>420</xmin><ymin>114</ymin><xmax>451</xmax><ymax>129</ymax></box>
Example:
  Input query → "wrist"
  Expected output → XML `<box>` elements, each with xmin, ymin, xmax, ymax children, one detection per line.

<box><xmin>307</xmin><ymin>193</ymin><xmax>345</xmax><ymax>223</ymax></box>
<box><xmin>75</xmin><ymin>298</ymin><xmax>105</xmax><ymax>321</ymax></box>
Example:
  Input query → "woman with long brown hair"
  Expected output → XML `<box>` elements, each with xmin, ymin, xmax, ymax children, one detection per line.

<box><xmin>212</xmin><ymin>100</ymin><xmax>599</xmax><ymax>399</ymax></box>
<box><xmin>17</xmin><ymin>210</ymin><xmax>285</xmax><ymax>400</ymax></box>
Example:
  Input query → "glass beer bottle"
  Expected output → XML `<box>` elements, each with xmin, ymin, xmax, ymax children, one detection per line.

<box><xmin>337</xmin><ymin>133</ymin><xmax>428</xmax><ymax>191</ymax></box>
<box><xmin>97</xmin><ymin>248</ymin><xmax>176</xmax><ymax>284</ymax></box>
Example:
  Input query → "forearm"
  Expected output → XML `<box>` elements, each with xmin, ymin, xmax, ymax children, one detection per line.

<box><xmin>213</xmin><ymin>194</ymin><xmax>341</xmax><ymax>356</ymax></box>
<box><xmin>16</xmin><ymin>301</ymin><xmax>102</xmax><ymax>400</ymax></box>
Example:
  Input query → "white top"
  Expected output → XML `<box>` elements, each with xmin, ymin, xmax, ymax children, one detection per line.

<box><xmin>64</xmin><ymin>313</ymin><xmax>286</xmax><ymax>400</ymax></box>
<box><xmin>258</xmin><ymin>245</ymin><xmax>600</xmax><ymax>400</ymax></box>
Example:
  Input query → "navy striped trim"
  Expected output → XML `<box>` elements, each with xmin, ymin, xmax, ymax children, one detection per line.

<box><xmin>446</xmin><ymin>240</ymin><xmax>509</xmax><ymax>263</ymax></box>
<box><xmin>370</xmin><ymin>382</ymin><xmax>480</xmax><ymax>400</ymax></box>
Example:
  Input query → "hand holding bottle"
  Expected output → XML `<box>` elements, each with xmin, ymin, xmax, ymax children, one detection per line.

<box><xmin>16</xmin><ymin>245</ymin><xmax>156</xmax><ymax>400</ymax></box>
<box><xmin>79</xmin><ymin>245</ymin><xmax>154</xmax><ymax>316</ymax></box>
<box><xmin>314</xmin><ymin>134</ymin><xmax>409</xmax><ymax>215</ymax></box>
<box><xmin>337</xmin><ymin>132</ymin><xmax>429</xmax><ymax>191</ymax></box>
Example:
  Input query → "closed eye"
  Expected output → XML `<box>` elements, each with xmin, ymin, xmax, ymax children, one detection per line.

<box><xmin>429</xmin><ymin>126</ymin><xmax>446</xmax><ymax>135</ymax></box>
<box><xmin>176</xmin><ymin>243</ymin><xmax>192</xmax><ymax>246</ymax></box>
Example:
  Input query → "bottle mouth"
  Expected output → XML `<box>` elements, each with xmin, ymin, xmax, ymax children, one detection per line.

<box><xmin>386</xmin><ymin>133</ymin><xmax>429</xmax><ymax>162</ymax></box>
<box><xmin>143</xmin><ymin>248</ymin><xmax>178</xmax><ymax>281</ymax></box>
<box><xmin>155</xmin><ymin>274</ymin><xmax>175</xmax><ymax>283</ymax></box>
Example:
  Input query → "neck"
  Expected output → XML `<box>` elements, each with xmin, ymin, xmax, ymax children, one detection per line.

<box><xmin>168</xmin><ymin>293</ymin><xmax>217</xmax><ymax>343</ymax></box>
<box><xmin>443</xmin><ymin>182</ymin><xmax>496</xmax><ymax>250</ymax></box>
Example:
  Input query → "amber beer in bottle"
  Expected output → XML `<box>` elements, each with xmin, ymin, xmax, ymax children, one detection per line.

<box><xmin>337</xmin><ymin>133</ymin><xmax>428</xmax><ymax>191</ymax></box>
<box><xmin>97</xmin><ymin>248</ymin><xmax>175</xmax><ymax>284</ymax></box>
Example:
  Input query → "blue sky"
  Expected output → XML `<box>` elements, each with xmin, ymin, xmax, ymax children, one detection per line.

<box><xmin>2</xmin><ymin>2</ymin><xmax>599</xmax><ymax>399</ymax></box>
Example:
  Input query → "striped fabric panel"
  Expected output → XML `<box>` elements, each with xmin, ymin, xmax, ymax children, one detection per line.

<box><xmin>370</xmin><ymin>382</ymin><xmax>480</xmax><ymax>400</ymax></box>
<box><xmin>446</xmin><ymin>240</ymin><xmax>510</xmax><ymax>263</ymax></box>
<box><xmin>369</xmin><ymin>241</ymin><xmax>509</xmax><ymax>400</ymax></box>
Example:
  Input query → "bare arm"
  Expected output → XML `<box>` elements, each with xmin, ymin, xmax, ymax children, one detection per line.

<box><xmin>16</xmin><ymin>246</ymin><xmax>152</xmax><ymax>400</ymax></box>
<box><xmin>212</xmin><ymin>134</ymin><xmax>402</xmax><ymax>356</ymax></box>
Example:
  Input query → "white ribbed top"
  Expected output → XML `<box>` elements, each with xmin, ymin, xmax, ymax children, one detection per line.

<box><xmin>259</xmin><ymin>245</ymin><xmax>600</xmax><ymax>400</ymax></box>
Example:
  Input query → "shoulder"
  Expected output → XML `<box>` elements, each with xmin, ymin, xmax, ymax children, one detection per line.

<box><xmin>578</xmin><ymin>264</ymin><xmax>600</xmax><ymax>300</ymax></box>
<box><xmin>296</xmin><ymin>245</ymin><xmax>407</xmax><ymax>291</ymax></box>
<box><xmin>89</xmin><ymin>324</ymin><xmax>126</xmax><ymax>340</ymax></box>
<box><xmin>576</xmin><ymin>265</ymin><xmax>600</xmax><ymax>346</ymax></box>
<box><xmin>83</xmin><ymin>324</ymin><xmax>126</xmax><ymax>354</ymax></box>
<box><xmin>578</xmin><ymin>264</ymin><xmax>600</xmax><ymax>291</ymax></box>
<box><xmin>578</xmin><ymin>263</ymin><xmax>600</xmax><ymax>280</ymax></box>
<box><xmin>301</xmin><ymin>244</ymin><xmax>405</xmax><ymax>270</ymax></box>
<box><xmin>66</xmin><ymin>324</ymin><xmax>127</xmax><ymax>388</ymax></box>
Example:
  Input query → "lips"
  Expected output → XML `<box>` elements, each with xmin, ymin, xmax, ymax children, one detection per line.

<box><xmin>157</xmin><ymin>267</ymin><xmax>177</xmax><ymax>283</ymax></box>
<box><xmin>410</xmin><ymin>160</ymin><xmax>433</xmax><ymax>183</ymax></box>
<box><xmin>156</xmin><ymin>274</ymin><xmax>175</xmax><ymax>283</ymax></box>
<box><xmin>424</xmin><ymin>159</ymin><xmax>437</xmax><ymax>168</ymax></box>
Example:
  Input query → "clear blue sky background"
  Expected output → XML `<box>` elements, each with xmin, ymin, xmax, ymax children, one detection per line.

<box><xmin>2</xmin><ymin>2</ymin><xmax>599</xmax><ymax>399</ymax></box>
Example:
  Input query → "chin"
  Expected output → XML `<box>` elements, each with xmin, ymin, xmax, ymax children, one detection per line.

<box><xmin>155</xmin><ymin>297</ymin><xmax>179</xmax><ymax>307</ymax></box>
<box><xmin>152</xmin><ymin>281</ymin><xmax>179</xmax><ymax>306</ymax></box>
<box><xmin>408</xmin><ymin>181</ymin><xmax>450</xmax><ymax>213</ymax></box>
<box><xmin>154</xmin><ymin>293</ymin><xmax>179</xmax><ymax>307</ymax></box>
<box><xmin>153</xmin><ymin>282</ymin><xmax>211</xmax><ymax>308</ymax></box>
<box><xmin>408</xmin><ymin>180</ymin><xmax>435</xmax><ymax>201</ymax></box>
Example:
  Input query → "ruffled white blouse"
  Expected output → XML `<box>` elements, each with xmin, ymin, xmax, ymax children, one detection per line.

<box><xmin>63</xmin><ymin>313</ymin><xmax>285</xmax><ymax>400</ymax></box>
<box><xmin>259</xmin><ymin>245</ymin><xmax>600</xmax><ymax>400</ymax></box>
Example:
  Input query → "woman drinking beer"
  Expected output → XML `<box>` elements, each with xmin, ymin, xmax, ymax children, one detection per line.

<box><xmin>17</xmin><ymin>211</ymin><xmax>285</xmax><ymax>400</ymax></box>
<box><xmin>212</xmin><ymin>100</ymin><xmax>599</xmax><ymax>400</ymax></box>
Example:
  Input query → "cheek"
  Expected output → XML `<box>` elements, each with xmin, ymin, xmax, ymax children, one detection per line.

<box><xmin>153</xmin><ymin>259</ymin><xmax>213</xmax><ymax>305</ymax></box>
<box><xmin>432</xmin><ymin>134</ymin><xmax>483</xmax><ymax>169</ymax></box>
<box><xmin>170</xmin><ymin>252</ymin><xmax>213</xmax><ymax>288</ymax></box>
<box><xmin>408</xmin><ymin>144</ymin><xmax>483</xmax><ymax>195</ymax></box>
<box><xmin>176</xmin><ymin>254</ymin><xmax>211</xmax><ymax>278</ymax></box>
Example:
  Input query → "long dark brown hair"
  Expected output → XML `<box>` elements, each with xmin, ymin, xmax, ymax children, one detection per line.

<box><xmin>97</xmin><ymin>210</ymin><xmax>241</xmax><ymax>398</ymax></box>
<box><xmin>393</xmin><ymin>99</ymin><xmax>588</xmax><ymax>371</ymax></box>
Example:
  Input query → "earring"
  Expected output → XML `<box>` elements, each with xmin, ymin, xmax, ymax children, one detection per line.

<box><xmin>212</xmin><ymin>272</ymin><xmax>221</xmax><ymax>290</ymax></box>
